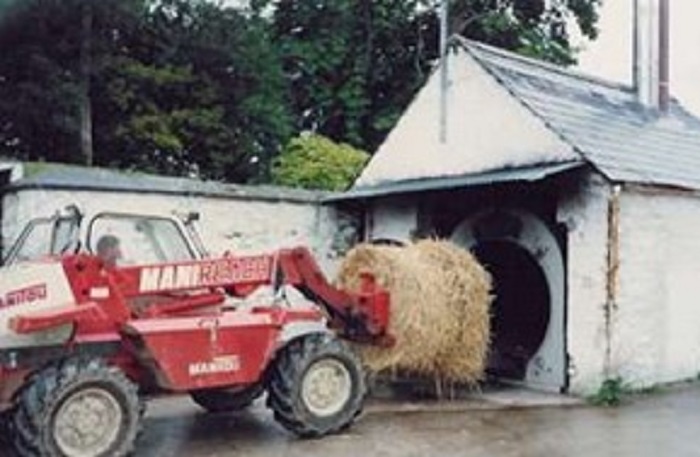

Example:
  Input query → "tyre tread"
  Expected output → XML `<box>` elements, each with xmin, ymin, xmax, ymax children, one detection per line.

<box><xmin>267</xmin><ymin>333</ymin><xmax>366</xmax><ymax>438</ymax></box>
<box><xmin>9</xmin><ymin>357</ymin><xmax>143</xmax><ymax>457</ymax></box>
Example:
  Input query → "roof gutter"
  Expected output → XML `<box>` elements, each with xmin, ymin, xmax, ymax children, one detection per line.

<box><xmin>326</xmin><ymin>161</ymin><xmax>585</xmax><ymax>203</ymax></box>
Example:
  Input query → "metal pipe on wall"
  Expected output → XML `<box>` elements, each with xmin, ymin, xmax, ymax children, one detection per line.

<box><xmin>633</xmin><ymin>0</ymin><xmax>670</xmax><ymax>112</ymax></box>
<box><xmin>439</xmin><ymin>0</ymin><xmax>449</xmax><ymax>143</ymax></box>
<box><xmin>658</xmin><ymin>0</ymin><xmax>670</xmax><ymax>112</ymax></box>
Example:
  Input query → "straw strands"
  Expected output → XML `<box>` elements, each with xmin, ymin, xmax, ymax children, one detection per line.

<box><xmin>336</xmin><ymin>239</ymin><xmax>492</xmax><ymax>383</ymax></box>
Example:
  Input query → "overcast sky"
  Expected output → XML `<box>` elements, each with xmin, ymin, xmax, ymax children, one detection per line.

<box><xmin>577</xmin><ymin>1</ymin><xmax>700</xmax><ymax>116</ymax></box>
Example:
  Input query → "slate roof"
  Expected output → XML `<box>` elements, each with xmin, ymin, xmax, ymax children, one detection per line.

<box><xmin>338</xmin><ymin>38</ymin><xmax>700</xmax><ymax>201</ymax></box>
<box><xmin>464</xmin><ymin>38</ymin><xmax>700</xmax><ymax>191</ymax></box>
<box><xmin>2</xmin><ymin>162</ymin><xmax>328</xmax><ymax>204</ymax></box>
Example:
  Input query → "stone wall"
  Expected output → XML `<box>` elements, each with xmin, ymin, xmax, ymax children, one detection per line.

<box><xmin>2</xmin><ymin>182</ymin><xmax>357</xmax><ymax>278</ymax></box>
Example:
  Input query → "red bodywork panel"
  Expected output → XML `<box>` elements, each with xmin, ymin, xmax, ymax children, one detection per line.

<box><xmin>125</xmin><ymin>307</ymin><xmax>322</xmax><ymax>391</ymax></box>
<box><xmin>14</xmin><ymin>248</ymin><xmax>392</xmax><ymax>345</ymax></box>
<box><xmin>5</xmin><ymin>246</ymin><xmax>391</xmax><ymax>396</ymax></box>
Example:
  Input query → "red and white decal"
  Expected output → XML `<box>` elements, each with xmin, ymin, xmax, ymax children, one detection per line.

<box><xmin>0</xmin><ymin>283</ymin><xmax>47</xmax><ymax>310</ymax></box>
<box><xmin>0</xmin><ymin>262</ymin><xmax>74</xmax><ymax>349</ymax></box>
<box><xmin>139</xmin><ymin>256</ymin><xmax>272</xmax><ymax>293</ymax></box>
<box><xmin>188</xmin><ymin>355</ymin><xmax>241</xmax><ymax>377</ymax></box>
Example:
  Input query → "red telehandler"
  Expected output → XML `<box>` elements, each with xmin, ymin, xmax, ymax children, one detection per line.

<box><xmin>0</xmin><ymin>206</ymin><xmax>391</xmax><ymax>456</ymax></box>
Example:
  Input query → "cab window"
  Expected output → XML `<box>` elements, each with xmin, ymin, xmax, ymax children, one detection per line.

<box><xmin>89</xmin><ymin>215</ymin><xmax>194</xmax><ymax>265</ymax></box>
<box><xmin>6</xmin><ymin>216</ymin><xmax>80</xmax><ymax>264</ymax></box>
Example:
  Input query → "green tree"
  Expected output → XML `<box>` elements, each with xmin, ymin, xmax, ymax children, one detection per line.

<box><xmin>442</xmin><ymin>0</ymin><xmax>600</xmax><ymax>65</ymax></box>
<box><xmin>0</xmin><ymin>0</ymin><xmax>600</xmax><ymax>184</ymax></box>
<box><xmin>0</xmin><ymin>0</ymin><xmax>146</xmax><ymax>163</ymax></box>
<box><xmin>271</xmin><ymin>133</ymin><xmax>369</xmax><ymax>191</ymax></box>
<box><xmin>120</xmin><ymin>0</ymin><xmax>292</xmax><ymax>181</ymax></box>
<box><xmin>0</xmin><ymin>0</ymin><xmax>291</xmax><ymax>182</ymax></box>
<box><xmin>272</xmin><ymin>0</ymin><xmax>435</xmax><ymax>153</ymax></box>
<box><xmin>271</xmin><ymin>0</ymin><xmax>600</xmax><ymax>153</ymax></box>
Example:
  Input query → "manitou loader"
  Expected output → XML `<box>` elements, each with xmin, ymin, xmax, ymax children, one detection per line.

<box><xmin>0</xmin><ymin>206</ymin><xmax>391</xmax><ymax>456</ymax></box>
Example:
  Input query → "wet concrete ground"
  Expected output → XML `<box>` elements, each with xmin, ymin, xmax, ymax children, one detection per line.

<box><xmin>136</xmin><ymin>384</ymin><xmax>700</xmax><ymax>457</ymax></box>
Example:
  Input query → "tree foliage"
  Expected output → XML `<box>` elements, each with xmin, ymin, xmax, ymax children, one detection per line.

<box><xmin>271</xmin><ymin>0</ymin><xmax>600</xmax><ymax>154</ymax></box>
<box><xmin>271</xmin><ymin>133</ymin><xmax>369</xmax><ymax>191</ymax></box>
<box><xmin>442</xmin><ymin>0</ymin><xmax>600</xmax><ymax>65</ymax></box>
<box><xmin>0</xmin><ymin>0</ymin><xmax>291</xmax><ymax>182</ymax></box>
<box><xmin>272</xmin><ymin>0</ymin><xmax>436</xmax><ymax>154</ymax></box>
<box><xmin>0</xmin><ymin>0</ymin><xmax>600</xmax><ymax>183</ymax></box>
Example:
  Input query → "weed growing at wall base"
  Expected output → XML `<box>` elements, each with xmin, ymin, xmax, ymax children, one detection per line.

<box><xmin>588</xmin><ymin>377</ymin><xmax>628</xmax><ymax>406</ymax></box>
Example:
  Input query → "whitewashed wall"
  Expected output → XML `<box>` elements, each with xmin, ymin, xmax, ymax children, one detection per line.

<box><xmin>613</xmin><ymin>188</ymin><xmax>700</xmax><ymax>387</ymax></box>
<box><xmin>2</xmin><ymin>188</ymin><xmax>357</xmax><ymax>278</ymax></box>
<box><xmin>558</xmin><ymin>174</ymin><xmax>611</xmax><ymax>394</ymax></box>
<box><xmin>559</xmin><ymin>177</ymin><xmax>700</xmax><ymax>394</ymax></box>
<box><xmin>355</xmin><ymin>48</ymin><xmax>576</xmax><ymax>187</ymax></box>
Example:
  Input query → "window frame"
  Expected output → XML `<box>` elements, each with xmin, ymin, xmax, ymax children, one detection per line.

<box><xmin>3</xmin><ymin>214</ymin><xmax>81</xmax><ymax>265</ymax></box>
<box><xmin>86</xmin><ymin>212</ymin><xmax>197</xmax><ymax>265</ymax></box>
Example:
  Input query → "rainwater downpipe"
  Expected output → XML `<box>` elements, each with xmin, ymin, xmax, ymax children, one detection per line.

<box><xmin>604</xmin><ymin>184</ymin><xmax>622</xmax><ymax>378</ymax></box>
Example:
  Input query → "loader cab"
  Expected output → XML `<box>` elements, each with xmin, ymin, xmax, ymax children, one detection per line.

<box><xmin>3</xmin><ymin>206</ymin><xmax>204</xmax><ymax>267</ymax></box>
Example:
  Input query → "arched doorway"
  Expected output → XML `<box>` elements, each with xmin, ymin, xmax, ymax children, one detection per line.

<box><xmin>451</xmin><ymin>209</ymin><xmax>566</xmax><ymax>391</ymax></box>
<box><xmin>472</xmin><ymin>241</ymin><xmax>550</xmax><ymax>380</ymax></box>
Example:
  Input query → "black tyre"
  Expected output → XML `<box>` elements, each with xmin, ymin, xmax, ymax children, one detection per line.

<box><xmin>0</xmin><ymin>410</ymin><xmax>11</xmax><ymax>446</ymax></box>
<box><xmin>9</xmin><ymin>358</ymin><xmax>143</xmax><ymax>457</ymax></box>
<box><xmin>190</xmin><ymin>383</ymin><xmax>264</xmax><ymax>413</ymax></box>
<box><xmin>267</xmin><ymin>333</ymin><xmax>366</xmax><ymax>438</ymax></box>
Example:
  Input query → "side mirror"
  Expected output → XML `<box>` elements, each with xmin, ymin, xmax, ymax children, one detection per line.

<box><xmin>186</xmin><ymin>212</ymin><xmax>200</xmax><ymax>223</ymax></box>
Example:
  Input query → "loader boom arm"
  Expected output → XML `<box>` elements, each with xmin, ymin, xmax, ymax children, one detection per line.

<box><xmin>11</xmin><ymin>248</ymin><xmax>392</xmax><ymax>346</ymax></box>
<box><xmin>115</xmin><ymin>247</ymin><xmax>392</xmax><ymax>344</ymax></box>
<box><xmin>275</xmin><ymin>247</ymin><xmax>391</xmax><ymax>345</ymax></box>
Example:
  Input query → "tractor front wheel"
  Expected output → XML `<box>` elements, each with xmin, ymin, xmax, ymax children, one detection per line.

<box><xmin>267</xmin><ymin>333</ymin><xmax>366</xmax><ymax>438</ymax></box>
<box><xmin>10</xmin><ymin>358</ymin><xmax>143</xmax><ymax>457</ymax></box>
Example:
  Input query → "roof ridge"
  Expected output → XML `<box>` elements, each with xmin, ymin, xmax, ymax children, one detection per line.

<box><xmin>452</xmin><ymin>36</ymin><xmax>633</xmax><ymax>94</ymax></box>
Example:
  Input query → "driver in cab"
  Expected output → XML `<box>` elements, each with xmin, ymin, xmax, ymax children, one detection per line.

<box><xmin>96</xmin><ymin>235</ymin><xmax>123</xmax><ymax>268</ymax></box>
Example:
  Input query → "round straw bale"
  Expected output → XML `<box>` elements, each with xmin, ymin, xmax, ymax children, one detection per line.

<box><xmin>336</xmin><ymin>240</ymin><xmax>492</xmax><ymax>383</ymax></box>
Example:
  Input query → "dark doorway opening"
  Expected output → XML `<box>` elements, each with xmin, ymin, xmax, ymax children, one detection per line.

<box><xmin>473</xmin><ymin>241</ymin><xmax>551</xmax><ymax>381</ymax></box>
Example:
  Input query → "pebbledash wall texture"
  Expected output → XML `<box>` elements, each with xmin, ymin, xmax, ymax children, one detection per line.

<box><xmin>557</xmin><ymin>174</ymin><xmax>611</xmax><ymax>394</ymax></box>
<box><xmin>0</xmin><ymin>162</ymin><xmax>359</xmax><ymax>278</ymax></box>
<box><xmin>562</xmin><ymin>176</ymin><xmax>700</xmax><ymax>393</ymax></box>
<box><xmin>614</xmin><ymin>187</ymin><xmax>700</xmax><ymax>386</ymax></box>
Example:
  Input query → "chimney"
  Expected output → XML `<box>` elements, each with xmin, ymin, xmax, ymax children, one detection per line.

<box><xmin>633</xmin><ymin>0</ymin><xmax>670</xmax><ymax>112</ymax></box>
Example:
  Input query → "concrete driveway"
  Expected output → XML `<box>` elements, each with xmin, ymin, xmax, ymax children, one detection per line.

<box><xmin>135</xmin><ymin>384</ymin><xmax>700</xmax><ymax>457</ymax></box>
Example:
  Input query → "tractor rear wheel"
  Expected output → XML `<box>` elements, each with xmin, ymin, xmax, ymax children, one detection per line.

<box><xmin>10</xmin><ymin>358</ymin><xmax>143</xmax><ymax>457</ymax></box>
<box><xmin>267</xmin><ymin>333</ymin><xmax>366</xmax><ymax>438</ymax></box>
<box><xmin>190</xmin><ymin>383</ymin><xmax>264</xmax><ymax>412</ymax></box>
